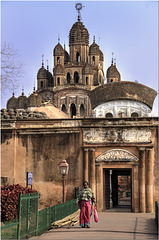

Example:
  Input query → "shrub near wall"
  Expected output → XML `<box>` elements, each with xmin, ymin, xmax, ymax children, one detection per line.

<box><xmin>1</xmin><ymin>184</ymin><xmax>39</xmax><ymax>222</ymax></box>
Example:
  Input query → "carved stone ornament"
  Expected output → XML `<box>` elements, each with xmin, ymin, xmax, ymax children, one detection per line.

<box><xmin>70</xmin><ymin>97</ymin><xmax>76</xmax><ymax>103</ymax></box>
<box><xmin>83</xmin><ymin>128</ymin><xmax>151</xmax><ymax>143</ymax></box>
<box><xmin>96</xmin><ymin>149</ymin><xmax>139</xmax><ymax>162</ymax></box>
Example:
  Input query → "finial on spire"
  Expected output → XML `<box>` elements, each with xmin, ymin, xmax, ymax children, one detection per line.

<box><xmin>22</xmin><ymin>85</ymin><xmax>24</xmax><ymax>96</ymax></box>
<box><xmin>111</xmin><ymin>52</ymin><xmax>114</xmax><ymax>65</ymax></box>
<box><xmin>42</xmin><ymin>54</ymin><xmax>44</xmax><ymax>67</ymax></box>
<box><xmin>75</xmin><ymin>3</ymin><xmax>83</xmax><ymax>21</ymax></box>
<box><xmin>64</xmin><ymin>41</ymin><xmax>66</xmax><ymax>50</ymax></box>
<box><xmin>33</xmin><ymin>78</ymin><xmax>36</xmax><ymax>93</ymax></box>
<box><xmin>12</xmin><ymin>83</ymin><xmax>15</xmax><ymax>97</ymax></box>
<box><xmin>58</xmin><ymin>35</ymin><xmax>60</xmax><ymax>43</ymax></box>
<box><xmin>46</xmin><ymin>59</ymin><xmax>49</xmax><ymax>70</ymax></box>
<box><xmin>93</xmin><ymin>36</ymin><xmax>95</xmax><ymax>43</ymax></box>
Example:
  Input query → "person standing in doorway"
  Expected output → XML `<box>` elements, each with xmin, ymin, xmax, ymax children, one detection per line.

<box><xmin>77</xmin><ymin>181</ymin><xmax>96</xmax><ymax>228</ymax></box>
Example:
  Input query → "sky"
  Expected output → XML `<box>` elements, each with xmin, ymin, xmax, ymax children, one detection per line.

<box><xmin>1</xmin><ymin>1</ymin><xmax>158</xmax><ymax>115</ymax></box>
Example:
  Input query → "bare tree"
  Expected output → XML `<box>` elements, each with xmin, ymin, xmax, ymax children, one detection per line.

<box><xmin>1</xmin><ymin>42</ymin><xmax>24</xmax><ymax>94</ymax></box>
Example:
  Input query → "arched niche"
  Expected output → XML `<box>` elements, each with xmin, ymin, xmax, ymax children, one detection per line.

<box><xmin>74</xmin><ymin>71</ymin><xmax>79</xmax><ymax>84</ymax></box>
<box><xmin>67</xmin><ymin>72</ymin><xmax>71</xmax><ymax>84</ymax></box>
<box><xmin>105</xmin><ymin>112</ymin><xmax>113</xmax><ymax>118</ymax></box>
<box><xmin>70</xmin><ymin>103</ymin><xmax>76</xmax><ymax>118</ymax></box>
<box><xmin>80</xmin><ymin>104</ymin><xmax>85</xmax><ymax>117</ymax></box>
<box><xmin>76</xmin><ymin>52</ymin><xmax>80</xmax><ymax>63</ymax></box>
<box><xmin>61</xmin><ymin>104</ymin><xmax>67</xmax><ymax>114</ymax></box>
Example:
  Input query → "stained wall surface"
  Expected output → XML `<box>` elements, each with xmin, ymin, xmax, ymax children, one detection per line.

<box><xmin>1</xmin><ymin>117</ymin><xmax>158</xmax><ymax>211</ymax></box>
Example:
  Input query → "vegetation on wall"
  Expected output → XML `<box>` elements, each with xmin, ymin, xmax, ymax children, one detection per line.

<box><xmin>1</xmin><ymin>184</ymin><xmax>39</xmax><ymax>222</ymax></box>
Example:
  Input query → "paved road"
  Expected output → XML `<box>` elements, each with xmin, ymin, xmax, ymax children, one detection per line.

<box><xmin>31</xmin><ymin>212</ymin><xmax>158</xmax><ymax>240</ymax></box>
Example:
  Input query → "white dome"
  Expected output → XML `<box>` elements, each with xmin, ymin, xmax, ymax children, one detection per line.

<box><xmin>93</xmin><ymin>100</ymin><xmax>151</xmax><ymax>118</ymax></box>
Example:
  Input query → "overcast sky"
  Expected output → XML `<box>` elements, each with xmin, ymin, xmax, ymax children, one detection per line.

<box><xmin>1</xmin><ymin>1</ymin><xmax>158</xmax><ymax>115</ymax></box>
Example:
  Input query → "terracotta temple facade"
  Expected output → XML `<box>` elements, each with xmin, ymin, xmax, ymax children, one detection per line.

<box><xmin>1</xmin><ymin>4</ymin><xmax>158</xmax><ymax>212</ymax></box>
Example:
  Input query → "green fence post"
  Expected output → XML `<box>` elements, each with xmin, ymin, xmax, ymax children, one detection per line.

<box><xmin>36</xmin><ymin>192</ymin><xmax>39</xmax><ymax>235</ymax></box>
<box><xmin>17</xmin><ymin>194</ymin><xmax>22</xmax><ymax>240</ymax></box>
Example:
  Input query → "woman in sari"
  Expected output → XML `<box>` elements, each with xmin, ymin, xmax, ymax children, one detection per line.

<box><xmin>77</xmin><ymin>181</ymin><xmax>96</xmax><ymax>228</ymax></box>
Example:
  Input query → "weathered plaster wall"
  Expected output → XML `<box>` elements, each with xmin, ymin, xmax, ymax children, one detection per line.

<box><xmin>1</xmin><ymin>117</ymin><xmax>158</xmax><ymax>211</ymax></box>
<box><xmin>1</xmin><ymin>130</ymin><xmax>15</xmax><ymax>185</ymax></box>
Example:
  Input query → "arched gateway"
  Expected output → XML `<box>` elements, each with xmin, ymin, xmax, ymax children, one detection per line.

<box><xmin>95</xmin><ymin>149</ymin><xmax>139</xmax><ymax>212</ymax></box>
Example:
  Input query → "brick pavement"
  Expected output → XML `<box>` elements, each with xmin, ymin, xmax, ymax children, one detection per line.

<box><xmin>31</xmin><ymin>212</ymin><xmax>158</xmax><ymax>240</ymax></box>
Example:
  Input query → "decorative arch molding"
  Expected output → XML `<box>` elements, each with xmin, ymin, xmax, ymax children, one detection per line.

<box><xmin>96</xmin><ymin>149</ymin><xmax>139</xmax><ymax>162</ymax></box>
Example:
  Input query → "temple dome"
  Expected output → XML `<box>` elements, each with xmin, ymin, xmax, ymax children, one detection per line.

<box><xmin>106</xmin><ymin>64</ymin><xmax>121</xmax><ymax>80</ymax></box>
<box><xmin>17</xmin><ymin>93</ymin><xmax>29</xmax><ymax>109</ymax></box>
<box><xmin>28</xmin><ymin>92</ymin><xmax>41</xmax><ymax>107</ymax></box>
<box><xmin>99</xmin><ymin>50</ymin><xmax>104</xmax><ymax>61</ymax></box>
<box><xmin>89</xmin><ymin>81</ymin><xmax>157</xmax><ymax>110</ymax></box>
<box><xmin>37</xmin><ymin>66</ymin><xmax>47</xmax><ymax>79</ymax></box>
<box><xmin>32</xmin><ymin>103</ymin><xmax>68</xmax><ymax>119</ymax></box>
<box><xmin>89</xmin><ymin>42</ymin><xmax>100</xmax><ymax>55</ymax></box>
<box><xmin>46</xmin><ymin>70</ymin><xmax>53</xmax><ymax>87</ymax></box>
<box><xmin>69</xmin><ymin>21</ymin><xmax>89</xmax><ymax>46</ymax></box>
<box><xmin>53</xmin><ymin>43</ymin><xmax>64</xmax><ymax>56</ymax></box>
<box><xmin>7</xmin><ymin>94</ymin><xmax>17</xmax><ymax>109</ymax></box>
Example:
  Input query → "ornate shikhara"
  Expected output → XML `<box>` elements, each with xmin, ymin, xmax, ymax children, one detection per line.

<box><xmin>96</xmin><ymin>149</ymin><xmax>139</xmax><ymax>162</ymax></box>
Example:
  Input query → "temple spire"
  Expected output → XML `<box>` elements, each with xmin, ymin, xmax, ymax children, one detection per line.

<box><xmin>93</xmin><ymin>35</ymin><xmax>95</xmax><ymax>43</ymax></box>
<box><xmin>47</xmin><ymin>59</ymin><xmax>49</xmax><ymax>71</ymax></box>
<box><xmin>75</xmin><ymin>3</ymin><xmax>83</xmax><ymax>22</ymax></box>
<box><xmin>111</xmin><ymin>52</ymin><xmax>114</xmax><ymax>65</ymax></box>
<box><xmin>22</xmin><ymin>85</ymin><xmax>24</xmax><ymax>96</ymax></box>
<box><xmin>42</xmin><ymin>54</ymin><xmax>44</xmax><ymax>67</ymax></box>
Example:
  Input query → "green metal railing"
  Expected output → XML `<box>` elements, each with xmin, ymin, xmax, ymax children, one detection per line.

<box><xmin>155</xmin><ymin>201</ymin><xmax>159</xmax><ymax>228</ymax></box>
<box><xmin>37</xmin><ymin>199</ymin><xmax>78</xmax><ymax>235</ymax></box>
<box><xmin>1</xmin><ymin>192</ymin><xmax>79</xmax><ymax>240</ymax></box>
<box><xmin>1</xmin><ymin>219</ymin><xmax>19</xmax><ymax>240</ymax></box>
<box><xmin>18</xmin><ymin>192</ymin><xmax>39</xmax><ymax>239</ymax></box>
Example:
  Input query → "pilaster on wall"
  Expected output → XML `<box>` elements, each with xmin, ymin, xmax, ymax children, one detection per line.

<box><xmin>83</xmin><ymin>148</ymin><xmax>96</xmax><ymax>196</ymax></box>
<box><xmin>83</xmin><ymin>148</ymin><xmax>89</xmax><ymax>182</ymax></box>
<box><xmin>146</xmin><ymin>147</ymin><xmax>154</xmax><ymax>212</ymax></box>
<box><xmin>96</xmin><ymin>163</ymin><xmax>103</xmax><ymax>211</ymax></box>
<box><xmin>139</xmin><ymin>147</ymin><xmax>146</xmax><ymax>213</ymax></box>
<box><xmin>132</xmin><ymin>163</ymin><xmax>139</xmax><ymax>212</ymax></box>
<box><xmin>138</xmin><ymin>146</ymin><xmax>154</xmax><ymax>213</ymax></box>
<box><xmin>89</xmin><ymin>148</ymin><xmax>96</xmax><ymax>194</ymax></box>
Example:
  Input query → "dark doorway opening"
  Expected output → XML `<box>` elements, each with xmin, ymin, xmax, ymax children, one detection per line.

<box><xmin>74</xmin><ymin>72</ymin><xmax>79</xmax><ymax>83</ymax></box>
<box><xmin>70</xmin><ymin>103</ymin><xmax>76</xmax><ymax>118</ymax></box>
<box><xmin>61</xmin><ymin>104</ymin><xmax>67</xmax><ymax>114</ymax></box>
<box><xmin>104</xmin><ymin>168</ymin><xmax>132</xmax><ymax>212</ymax></box>
<box><xmin>80</xmin><ymin>104</ymin><xmax>85</xmax><ymax>117</ymax></box>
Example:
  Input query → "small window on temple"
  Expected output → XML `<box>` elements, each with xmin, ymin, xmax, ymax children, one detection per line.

<box><xmin>41</xmin><ymin>81</ymin><xmax>43</xmax><ymax>88</ymax></box>
<box><xmin>92</xmin><ymin>56</ymin><xmax>95</xmax><ymax>65</ymax></box>
<box><xmin>74</xmin><ymin>71</ymin><xmax>79</xmax><ymax>83</ymax></box>
<box><xmin>110</xmin><ymin>79</ymin><xmax>113</xmax><ymax>82</ymax></box>
<box><xmin>105</xmin><ymin>112</ymin><xmax>113</xmax><ymax>118</ymax></box>
<box><xmin>76</xmin><ymin>52</ymin><xmax>80</xmax><ymax>63</ymax></box>
<box><xmin>61</xmin><ymin>104</ymin><xmax>67</xmax><ymax>114</ymax></box>
<box><xmin>86</xmin><ymin>77</ymin><xmax>88</xmax><ymax>85</ymax></box>
<box><xmin>57</xmin><ymin>57</ymin><xmax>60</xmax><ymax>64</ymax></box>
<box><xmin>131</xmin><ymin>112</ymin><xmax>139</xmax><ymax>117</ymax></box>
<box><xmin>67</xmin><ymin>72</ymin><xmax>71</xmax><ymax>83</ymax></box>
<box><xmin>57</xmin><ymin>77</ymin><xmax>60</xmax><ymax>85</ymax></box>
